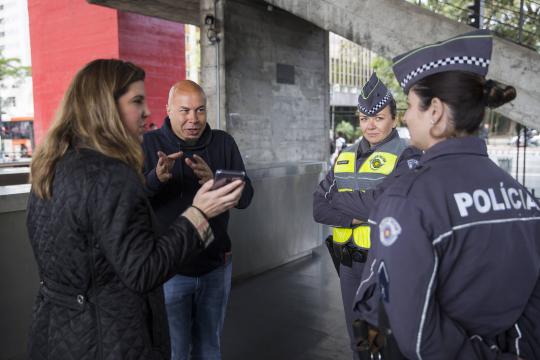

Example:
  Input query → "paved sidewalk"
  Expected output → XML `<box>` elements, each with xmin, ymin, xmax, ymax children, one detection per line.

<box><xmin>223</xmin><ymin>246</ymin><xmax>351</xmax><ymax>360</ymax></box>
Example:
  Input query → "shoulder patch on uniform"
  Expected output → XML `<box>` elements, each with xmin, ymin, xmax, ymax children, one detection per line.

<box><xmin>369</xmin><ymin>154</ymin><xmax>387</xmax><ymax>170</ymax></box>
<box><xmin>386</xmin><ymin>165</ymin><xmax>430</xmax><ymax>197</ymax></box>
<box><xmin>407</xmin><ymin>159</ymin><xmax>419</xmax><ymax>169</ymax></box>
<box><xmin>379</xmin><ymin>217</ymin><xmax>401</xmax><ymax>247</ymax></box>
<box><xmin>337</xmin><ymin>160</ymin><xmax>349</xmax><ymax>165</ymax></box>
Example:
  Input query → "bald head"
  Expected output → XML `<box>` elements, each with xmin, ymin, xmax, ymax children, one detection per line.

<box><xmin>166</xmin><ymin>80</ymin><xmax>208</xmax><ymax>141</ymax></box>
<box><xmin>168</xmin><ymin>80</ymin><xmax>206</xmax><ymax>107</ymax></box>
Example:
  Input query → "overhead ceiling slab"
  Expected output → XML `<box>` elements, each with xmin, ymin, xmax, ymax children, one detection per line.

<box><xmin>87</xmin><ymin>0</ymin><xmax>201</xmax><ymax>25</ymax></box>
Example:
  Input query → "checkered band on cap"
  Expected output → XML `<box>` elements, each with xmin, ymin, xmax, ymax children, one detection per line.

<box><xmin>358</xmin><ymin>72</ymin><xmax>394</xmax><ymax>116</ymax></box>
<box><xmin>358</xmin><ymin>90</ymin><xmax>392</xmax><ymax>115</ymax></box>
<box><xmin>400</xmin><ymin>55</ymin><xmax>490</xmax><ymax>88</ymax></box>
<box><xmin>392</xmin><ymin>29</ymin><xmax>493</xmax><ymax>91</ymax></box>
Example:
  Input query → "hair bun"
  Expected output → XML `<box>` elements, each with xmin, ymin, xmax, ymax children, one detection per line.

<box><xmin>483</xmin><ymin>79</ymin><xmax>517</xmax><ymax>109</ymax></box>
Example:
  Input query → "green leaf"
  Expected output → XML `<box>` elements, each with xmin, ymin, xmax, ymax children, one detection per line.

<box><xmin>0</xmin><ymin>51</ymin><xmax>31</xmax><ymax>81</ymax></box>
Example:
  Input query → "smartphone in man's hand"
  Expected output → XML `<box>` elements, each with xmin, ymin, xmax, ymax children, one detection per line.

<box><xmin>210</xmin><ymin>170</ymin><xmax>246</xmax><ymax>190</ymax></box>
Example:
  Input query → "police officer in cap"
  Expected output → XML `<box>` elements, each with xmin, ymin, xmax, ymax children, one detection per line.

<box><xmin>354</xmin><ymin>29</ymin><xmax>540</xmax><ymax>359</ymax></box>
<box><xmin>313</xmin><ymin>72</ymin><xmax>419</xmax><ymax>360</ymax></box>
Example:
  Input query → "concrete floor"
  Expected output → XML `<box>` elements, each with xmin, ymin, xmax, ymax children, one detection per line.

<box><xmin>222</xmin><ymin>246</ymin><xmax>352</xmax><ymax>360</ymax></box>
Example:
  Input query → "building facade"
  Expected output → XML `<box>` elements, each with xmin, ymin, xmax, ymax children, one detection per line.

<box><xmin>329</xmin><ymin>32</ymin><xmax>375</xmax><ymax>138</ymax></box>
<box><xmin>0</xmin><ymin>0</ymin><xmax>33</xmax><ymax>122</ymax></box>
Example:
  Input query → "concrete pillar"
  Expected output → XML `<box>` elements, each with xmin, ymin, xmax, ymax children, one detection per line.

<box><xmin>267</xmin><ymin>0</ymin><xmax>540</xmax><ymax>129</ymax></box>
<box><xmin>200</xmin><ymin>0</ymin><xmax>226</xmax><ymax>130</ymax></box>
<box><xmin>221</xmin><ymin>0</ymin><xmax>330</xmax><ymax>163</ymax></box>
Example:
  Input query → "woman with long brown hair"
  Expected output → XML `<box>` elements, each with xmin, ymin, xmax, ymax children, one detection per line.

<box><xmin>26</xmin><ymin>59</ymin><xmax>245</xmax><ymax>359</ymax></box>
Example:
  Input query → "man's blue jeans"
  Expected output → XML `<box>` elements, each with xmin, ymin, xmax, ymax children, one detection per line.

<box><xmin>164</xmin><ymin>256</ymin><xmax>232</xmax><ymax>360</ymax></box>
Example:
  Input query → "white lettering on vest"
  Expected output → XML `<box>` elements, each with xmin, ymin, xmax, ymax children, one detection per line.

<box><xmin>473</xmin><ymin>189</ymin><xmax>491</xmax><ymax>213</ymax></box>
<box><xmin>488</xmin><ymin>188</ymin><xmax>505</xmax><ymax>211</ymax></box>
<box><xmin>453</xmin><ymin>186</ymin><xmax>535</xmax><ymax>217</ymax></box>
<box><xmin>454</xmin><ymin>192</ymin><xmax>474</xmax><ymax>217</ymax></box>
<box><xmin>526</xmin><ymin>193</ymin><xmax>540</xmax><ymax>211</ymax></box>
<box><xmin>519</xmin><ymin>189</ymin><xmax>527</xmax><ymax>210</ymax></box>
<box><xmin>508</xmin><ymin>188</ymin><xmax>522</xmax><ymax>209</ymax></box>
<box><xmin>500</xmin><ymin>182</ymin><xmax>511</xmax><ymax>209</ymax></box>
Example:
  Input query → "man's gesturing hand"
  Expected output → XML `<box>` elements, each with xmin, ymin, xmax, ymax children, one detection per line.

<box><xmin>156</xmin><ymin>151</ymin><xmax>182</xmax><ymax>183</ymax></box>
<box><xmin>185</xmin><ymin>154</ymin><xmax>213</xmax><ymax>184</ymax></box>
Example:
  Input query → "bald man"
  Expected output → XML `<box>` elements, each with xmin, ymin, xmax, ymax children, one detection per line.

<box><xmin>142</xmin><ymin>80</ymin><xmax>254</xmax><ymax>360</ymax></box>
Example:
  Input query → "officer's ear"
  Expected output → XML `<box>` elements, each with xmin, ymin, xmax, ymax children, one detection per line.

<box><xmin>429</xmin><ymin>97</ymin><xmax>454</xmax><ymax>139</ymax></box>
<box><xmin>429</xmin><ymin>97</ymin><xmax>445</xmax><ymax>126</ymax></box>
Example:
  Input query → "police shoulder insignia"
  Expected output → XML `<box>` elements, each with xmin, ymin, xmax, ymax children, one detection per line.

<box><xmin>407</xmin><ymin>159</ymin><xmax>419</xmax><ymax>169</ymax></box>
<box><xmin>379</xmin><ymin>217</ymin><xmax>401</xmax><ymax>247</ymax></box>
<box><xmin>369</xmin><ymin>154</ymin><xmax>386</xmax><ymax>170</ymax></box>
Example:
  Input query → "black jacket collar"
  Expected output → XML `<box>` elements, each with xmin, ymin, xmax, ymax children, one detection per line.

<box><xmin>421</xmin><ymin>136</ymin><xmax>488</xmax><ymax>163</ymax></box>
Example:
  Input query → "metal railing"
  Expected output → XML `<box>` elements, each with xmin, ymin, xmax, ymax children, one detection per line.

<box><xmin>410</xmin><ymin>0</ymin><xmax>540</xmax><ymax>52</ymax></box>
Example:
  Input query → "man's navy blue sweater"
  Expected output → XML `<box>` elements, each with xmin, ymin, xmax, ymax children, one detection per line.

<box><xmin>143</xmin><ymin>118</ymin><xmax>254</xmax><ymax>276</ymax></box>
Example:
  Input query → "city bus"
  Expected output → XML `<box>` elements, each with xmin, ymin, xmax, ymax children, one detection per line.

<box><xmin>0</xmin><ymin>116</ymin><xmax>34</xmax><ymax>162</ymax></box>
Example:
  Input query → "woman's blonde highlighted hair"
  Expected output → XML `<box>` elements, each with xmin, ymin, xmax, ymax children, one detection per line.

<box><xmin>30</xmin><ymin>59</ymin><xmax>146</xmax><ymax>199</ymax></box>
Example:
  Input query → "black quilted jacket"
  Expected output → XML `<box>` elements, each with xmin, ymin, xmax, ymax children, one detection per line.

<box><xmin>26</xmin><ymin>148</ymin><xmax>207</xmax><ymax>359</ymax></box>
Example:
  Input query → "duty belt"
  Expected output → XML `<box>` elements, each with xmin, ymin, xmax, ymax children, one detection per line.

<box><xmin>333</xmin><ymin>242</ymin><xmax>368</xmax><ymax>267</ymax></box>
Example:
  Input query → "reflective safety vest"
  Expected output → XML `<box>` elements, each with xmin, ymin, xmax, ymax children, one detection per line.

<box><xmin>332</xmin><ymin>136</ymin><xmax>407</xmax><ymax>249</ymax></box>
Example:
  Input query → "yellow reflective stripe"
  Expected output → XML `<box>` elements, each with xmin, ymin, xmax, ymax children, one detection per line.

<box><xmin>334</xmin><ymin>152</ymin><xmax>356</xmax><ymax>174</ymax></box>
<box><xmin>353</xmin><ymin>226</ymin><xmax>371</xmax><ymax>249</ymax></box>
<box><xmin>332</xmin><ymin>227</ymin><xmax>352</xmax><ymax>244</ymax></box>
<box><xmin>333</xmin><ymin>226</ymin><xmax>371</xmax><ymax>248</ymax></box>
<box><xmin>358</xmin><ymin>151</ymin><xmax>398</xmax><ymax>176</ymax></box>
<box><xmin>338</xmin><ymin>188</ymin><xmax>353</xmax><ymax>192</ymax></box>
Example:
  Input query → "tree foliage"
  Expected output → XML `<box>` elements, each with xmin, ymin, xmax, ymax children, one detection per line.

<box><xmin>335</xmin><ymin>120</ymin><xmax>356</xmax><ymax>142</ymax></box>
<box><xmin>411</xmin><ymin>0</ymin><xmax>540</xmax><ymax>51</ymax></box>
<box><xmin>373</xmin><ymin>1</ymin><xmax>539</xmax><ymax>130</ymax></box>
<box><xmin>335</xmin><ymin>120</ymin><xmax>365</xmax><ymax>142</ymax></box>
<box><xmin>371</xmin><ymin>56</ymin><xmax>407</xmax><ymax>113</ymax></box>
<box><xmin>0</xmin><ymin>51</ymin><xmax>31</xmax><ymax>81</ymax></box>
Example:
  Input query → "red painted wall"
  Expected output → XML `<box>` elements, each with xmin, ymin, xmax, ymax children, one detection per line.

<box><xmin>28</xmin><ymin>0</ymin><xmax>185</xmax><ymax>144</ymax></box>
<box><xmin>27</xmin><ymin>0</ymin><xmax>119</xmax><ymax>144</ymax></box>
<box><xmin>119</xmin><ymin>12</ymin><xmax>185</xmax><ymax>128</ymax></box>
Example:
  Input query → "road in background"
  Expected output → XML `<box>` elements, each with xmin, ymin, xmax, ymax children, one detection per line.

<box><xmin>488</xmin><ymin>138</ymin><xmax>540</xmax><ymax>199</ymax></box>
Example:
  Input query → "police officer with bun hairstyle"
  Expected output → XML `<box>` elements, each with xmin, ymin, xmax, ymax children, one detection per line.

<box><xmin>354</xmin><ymin>29</ymin><xmax>540</xmax><ymax>359</ymax></box>
<box><xmin>314</xmin><ymin>72</ymin><xmax>421</xmax><ymax>360</ymax></box>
